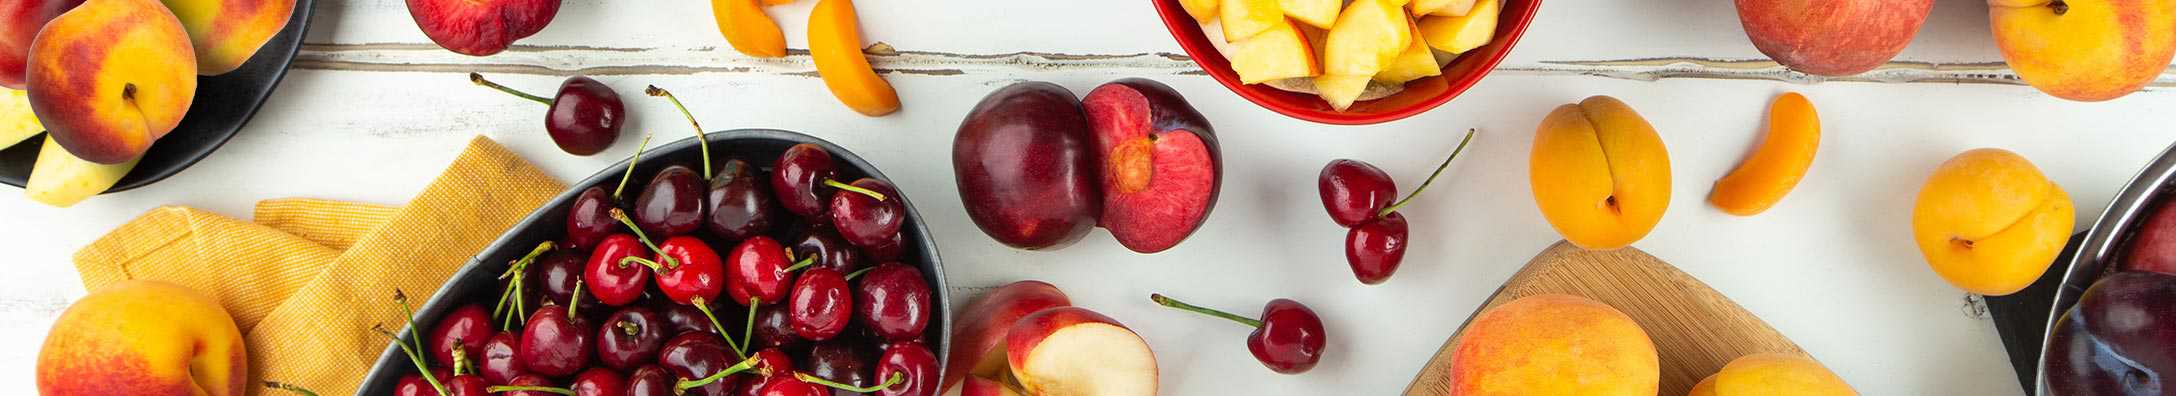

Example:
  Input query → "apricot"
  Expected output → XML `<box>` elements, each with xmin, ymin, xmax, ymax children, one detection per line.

<box><xmin>1709</xmin><ymin>92</ymin><xmax>1818</xmax><ymax>216</ymax></box>
<box><xmin>711</xmin><ymin>0</ymin><xmax>784</xmax><ymax>58</ymax></box>
<box><xmin>1530</xmin><ymin>96</ymin><xmax>1671</xmax><ymax>250</ymax></box>
<box><xmin>1449</xmin><ymin>294</ymin><xmax>1659</xmax><ymax>396</ymax></box>
<box><xmin>1698</xmin><ymin>353</ymin><xmax>1856</xmax><ymax>396</ymax></box>
<box><xmin>1990</xmin><ymin>0</ymin><xmax>2176</xmax><ymax>101</ymax></box>
<box><xmin>808</xmin><ymin>0</ymin><xmax>898</xmax><ymax>116</ymax></box>
<box><xmin>1911</xmin><ymin>148</ymin><xmax>2074</xmax><ymax>296</ymax></box>
<box><xmin>37</xmin><ymin>280</ymin><xmax>248</xmax><ymax>396</ymax></box>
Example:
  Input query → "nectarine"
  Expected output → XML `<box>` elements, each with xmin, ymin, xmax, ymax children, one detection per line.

<box><xmin>161</xmin><ymin>0</ymin><xmax>295</xmax><ymax>74</ymax></box>
<box><xmin>0</xmin><ymin>0</ymin><xmax>82</xmax><ymax>88</ymax></box>
<box><xmin>1007</xmin><ymin>307</ymin><xmax>1158</xmax><ymax>395</ymax></box>
<box><xmin>26</xmin><ymin>0</ymin><xmax>198</xmax><ymax>164</ymax></box>
<box><xmin>1990</xmin><ymin>0</ymin><xmax>2176</xmax><ymax>101</ymax></box>
<box><xmin>37</xmin><ymin>280</ymin><xmax>248</xmax><ymax>396</ymax></box>
<box><xmin>942</xmin><ymin>280</ymin><xmax>1071</xmax><ymax>393</ymax></box>
<box><xmin>1733</xmin><ymin>0</ymin><xmax>1932</xmax><ymax>76</ymax></box>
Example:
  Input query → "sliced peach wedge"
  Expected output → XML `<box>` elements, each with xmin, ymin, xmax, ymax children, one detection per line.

<box><xmin>1418</xmin><ymin>0</ymin><xmax>1498</xmax><ymax>54</ymax></box>
<box><xmin>1228</xmin><ymin>18</ymin><xmax>1320</xmax><ymax>84</ymax></box>
<box><xmin>1313</xmin><ymin>0</ymin><xmax>1407</xmax><ymax>110</ymax></box>
<box><xmin>1220</xmin><ymin>0</ymin><xmax>1282</xmax><ymax>41</ymax></box>
<box><xmin>1373</xmin><ymin>18</ymin><xmax>1441</xmax><ymax>85</ymax></box>
<box><xmin>1279</xmin><ymin>0</ymin><xmax>1338</xmax><ymax>29</ymax></box>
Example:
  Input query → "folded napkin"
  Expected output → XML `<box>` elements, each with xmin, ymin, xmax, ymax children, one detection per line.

<box><xmin>73</xmin><ymin>136</ymin><xmax>565</xmax><ymax>395</ymax></box>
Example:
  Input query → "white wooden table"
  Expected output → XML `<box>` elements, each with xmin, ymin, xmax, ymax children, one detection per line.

<box><xmin>4</xmin><ymin>0</ymin><xmax>2171</xmax><ymax>394</ymax></box>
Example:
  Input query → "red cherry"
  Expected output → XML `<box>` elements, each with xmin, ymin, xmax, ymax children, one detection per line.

<box><xmin>648</xmin><ymin>235</ymin><xmax>727</xmax><ymax>306</ymax></box>
<box><xmin>566</xmin><ymin>186</ymin><xmax>619</xmax><ymax>250</ymax></box>
<box><xmin>625</xmin><ymin>365</ymin><xmax>674</xmax><ymax>396</ymax></box>
<box><xmin>791</xmin><ymin>228</ymin><xmax>862</xmax><ymax>274</ymax></box>
<box><xmin>1318</xmin><ymin>159</ymin><xmax>1396</xmax><ymax>228</ymax></box>
<box><xmin>571</xmin><ymin>368</ymin><xmax>627</xmax><ymax>396</ymax></box>
<box><xmin>754</xmin><ymin>375</ymin><xmax>824</xmax><ymax>396</ymax></box>
<box><xmin>427</xmin><ymin>304</ymin><xmax>493</xmax><ymax>369</ymax></box>
<box><xmin>596</xmin><ymin>306</ymin><xmax>666</xmax><ymax>370</ymax></box>
<box><xmin>585</xmin><ymin>234</ymin><xmax>653</xmax><ymax>306</ymax></box>
<box><xmin>479</xmin><ymin>332</ymin><xmax>525</xmax><ymax>385</ymax></box>
<box><xmin>828</xmin><ymin>178</ymin><xmax>905</xmax><ymax>250</ymax></box>
<box><xmin>1344</xmin><ymin>212</ymin><xmax>1407</xmax><ymax>285</ymax></box>
<box><xmin>1150</xmin><ymin>294</ymin><xmax>1327</xmax><ymax>374</ymax></box>
<box><xmin>787</xmin><ymin>267</ymin><xmax>852</xmax><ymax>341</ymax></box>
<box><xmin>493</xmin><ymin>375</ymin><xmax>562</xmax><ymax>396</ymax></box>
<box><xmin>518</xmin><ymin>303</ymin><xmax>595</xmax><ymax>377</ymax></box>
<box><xmin>772</xmin><ymin>144</ymin><xmax>839</xmax><ymax>219</ymax></box>
<box><xmin>1325</xmin><ymin>129</ymin><xmax>1472</xmax><ymax>285</ymax></box>
<box><xmin>443</xmin><ymin>375</ymin><xmax>491</xmax><ymax>396</ymax></box>
<box><xmin>854</xmin><ymin>263</ymin><xmax>931</xmax><ymax>342</ymax></box>
<box><xmin>873</xmin><ymin>342</ymin><xmax>938</xmax><ymax>396</ymax></box>
<box><xmin>727</xmin><ymin>236</ymin><xmax>799</xmax><ymax>306</ymax></box>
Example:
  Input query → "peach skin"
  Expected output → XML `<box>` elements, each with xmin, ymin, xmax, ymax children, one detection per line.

<box><xmin>1709</xmin><ymin>353</ymin><xmax>1856</xmax><ymax>396</ymax></box>
<box><xmin>37</xmin><ymin>280</ymin><xmax>248</xmax><ymax>396</ymax></box>
<box><xmin>1990</xmin><ymin>0</ymin><xmax>2176</xmax><ymax>101</ymax></box>
<box><xmin>0</xmin><ymin>0</ymin><xmax>84</xmax><ymax>88</ymax></box>
<box><xmin>26</xmin><ymin>0</ymin><xmax>198</xmax><ymax>164</ymax></box>
<box><xmin>942</xmin><ymin>280</ymin><xmax>1071</xmax><ymax>394</ymax></box>
<box><xmin>1449</xmin><ymin>294</ymin><xmax>1659</xmax><ymax>396</ymax></box>
<box><xmin>809</xmin><ymin>0</ymin><xmax>899</xmax><ymax>117</ymax></box>
<box><xmin>712</xmin><ymin>0</ymin><xmax>784</xmax><ymax>58</ymax></box>
<box><xmin>160</xmin><ymin>0</ymin><xmax>295</xmax><ymax>75</ymax></box>
<box><xmin>1530</xmin><ymin>96</ymin><xmax>1671</xmax><ymax>250</ymax></box>
<box><xmin>1709</xmin><ymin>92</ymin><xmax>1818</xmax><ymax>216</ymax></box>
<box><xmin>1911</xmin><ymin>148</ymin><xmax>2074</xmax><ymax>296</ymax></box>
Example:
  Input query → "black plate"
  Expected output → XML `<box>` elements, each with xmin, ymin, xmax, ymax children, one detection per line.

<box><xmin>356</xmin><ymin>129</ymin><xmax>949</xmax><ymax>394</ymax></box>
<box><xmin>0</xmin><ymin>0</ymin><xmax>314</xmax><ymax>192</ymax></box>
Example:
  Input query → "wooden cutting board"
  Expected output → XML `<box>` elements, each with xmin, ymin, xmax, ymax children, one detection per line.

<box><xmin>1402</xmin><ymin>241</ymin><xmax>1809</xmax><ymax>396</ymax></box>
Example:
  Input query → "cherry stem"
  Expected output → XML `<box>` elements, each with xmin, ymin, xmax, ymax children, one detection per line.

<box><xmin>495</xmin><ymin>241</ymin><xmax>555</xmax><ymax>328</ymax></box>
<box><xmin>797</xmin><ymin>372</ymin><xmax>904</xmax><ymax>393</ymax></box>
<box><xmin>1379</xmin><ymin>128</ymin><xmax>1477</xmax><ymax>218</ymax></box>
<box><xmin>487</xmin><ymin>385</ymin><xmax>577</xmax><ymax>396</ymax></box>
<box><xmin>741</xmin><ymin>297</ymin><xmax>760</xmax><ymax>356</ymax></box>
<box><xmin>618</xmin><ymin>319</ymin><xmax>643</xmax><ymax>336</ymax></box>
<box><xmin>647</xmin><ymin>85</ymin><xmax>713</xmax><ymax>180</ymax></box>
<box><xmin>263</xmin><ymin>381</ymin><xmax>321</xmax><ymax>396</ymax></box>
<box><xmin>568</xmin><ymin>279</ymin><xmax>586</xmax><ymax>320</ymax></box>
<box><xmin>450</xmin><ymin>346</ymin><xmax>470</xmax><ymax>377</ymax></box>
<box><xmin>615</xmin><ymin>133</ymin><xmax>654</xmax><ymax>200</ymax></box>
<box><xmin>690</xmin><ymin>297</ymin><xmax>750</xmax><ymax>360</ymax></box>
<box><xmin>675</xmin><ymin>355</ymin><xmax>762</xmax><ymax>391</ymax></box>
<box><xmin>781</xmin><ymin>255</ymin><xmax>816</xmax><ymax>273</ymax></box>
<box><xmin>824</xmin><ymin>179</ymin><xmax>887</xmax><ymax>201</ymax></box>
<box><xmin>392</xmin><ymin>291</ymin><xmax>432</xmax><ymax>365</ymax></box>
<box><xmin>374</xmin><ymin>324</ymin><xmax>448</xmax><ymax>396</ymax></box>
<box><xmin>620</xmin><ymin>256</ymin><xmax>667</xmax><ymax>272</ymax></box>
<box><xmin>844</xmin><ymin>267</ymin><xmax>874</xmax><ymax>280</ymax></box>
<box><xmin>1149</xmin><ymin>293</ymin><xmax>1261</xmax><ymax>328</ymax></box>
<box><xmin>469</xmin><ymin>73</ymin><xmax>552</xmax><ymax>105</ymax></box>
<box><xmin>609</xmin><ymin>208</ymin><xmax>681</xmax><ymax>269</ymax></box>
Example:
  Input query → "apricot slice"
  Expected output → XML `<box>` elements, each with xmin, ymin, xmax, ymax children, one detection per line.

<box><xmin>711</xmin><ymin>0</ymin><xmax>785</xmax><ymax>57</ymax></box>
<box><xmin>1530</xmin><ymin>96</ymin><xmax>1671</xmax><ymax>251</ymax></box>
<box><xmin>809</xmin><ymin>0</ymin><xmax>899</xmax><ymax>116</ymax></box>
<box><xmin>1708</xmin><ymin>92</ymin><xmax>1818</xmax><ymax>216</ymax></box>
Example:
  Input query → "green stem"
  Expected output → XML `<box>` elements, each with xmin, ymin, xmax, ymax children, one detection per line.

<box><xmin>781</xmin><ymin>255</ymin><xmax>816</xmax><ymax>273</ymax></box>
<box><xmin>263</xmin><ymin>381</ymin><xmax>321</xmax><ymax>396</ymax></box>
<box><xmin>392</xmin><ymin>291</ymin><xmax>431</xmax><ymax>366</ymax></box>
<box><xmin>469</xmin><ymin>73</ymin><xmax>552</xmax><ymax>105</ymax></box>
<box><xmin>1379</xmin><ymin>129</ymin><xmax>1477</xmax><ymax>218</ymax></box>
<box><xmin>1149</xmin><ymin>293</ymin><xmax>1261</xmax><ymax>328</ymax></box>
<box><xmin>691</xmin><ymin>297</ymin><xmax>749</xmax><ymax>360</ymax></box>
<box><xmin>609</xmin><ymin>208</ymin><xmax>681</xmax><ymax>269</ymax></box>
<box><xmin>676</xmin><ymin>355</ymin><xmax>763</xmax><ymax>391</ymax></box>
<box><xmin>567</xmin><ymin>279</ymin><xmax>586</xmax><ymax>319</ymax></box>
<box><xmin>797</xmin><ymin>372</ymin><xmax>903</xmax><ymax>393</ymax></box>
<box><xmin>615</xmin><ymin>133</ymin><xmax>654</xmax><ymax>200</ymax></box>
<box><xmin>824</xmin><ymin>179</ymin><xmax>887</xmax><ymax>201</ymax></box>
<box><xmin>647</xmin><ymin>85</ymin><xmax>712</xmax><ymax>180</ymax></box>
<box><xmin>844</xmin><ymin>267</ymin><xmax>874</xmax><ymax>280</ymax></box>
<box><xmin>374</xmin><ymin>324</ymin><xmax>447</xmax><ymax>396</ymax></box>
<box><xmin>495</xmin><ymin>241</ymin><xmax>554</xmax><ymax>327</ymax></box>
<box><xmin>487</xmin><ymin>385</ymin><xmax>576</xmax><ymax>395</ymax></box>
<box><xmin>620</xmin><ymin>256</ymin><xmax>667</xmax><ymax>272</ymax></box>
<box><xmin>741</xmin><ymin>297</ymin><xmax>760</xmax><ymax>356</ymax></box>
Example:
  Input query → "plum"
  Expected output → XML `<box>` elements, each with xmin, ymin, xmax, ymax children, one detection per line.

<box><xmin>952</xmin><ymin>81</ymin><xmax>1102</xmax><ymax>250</ymax></box>
<box><xmin>2045</xmin><ymin>271</ymin><xmax>2176</xmax><ymax>395</ymax></box>
<box><xmin>2127</xmin><ymin>199</ymin><xmax>2176</xmax><ymax>275</ymax></box>
<box><xmin>1082</xmin><ymin>78</ymin><xmax>1222</xmax><ymax>254</ymax></box>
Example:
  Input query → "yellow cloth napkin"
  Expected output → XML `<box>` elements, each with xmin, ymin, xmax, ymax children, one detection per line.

<box><xmin>73</xmin><ymin>136</ymin><xmax>566</xmax><ymax>395</ymax></box>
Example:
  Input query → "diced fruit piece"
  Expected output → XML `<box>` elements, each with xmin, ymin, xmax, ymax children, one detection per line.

<box><xmin>1006</xmin><ymin>307</ymin><xmax>1158</xmax><ymax>396</ymax></box>
<box><xmin>1529</xmin><ymin>96</ymin><xmax>1671</xmax><ymax>250</ymax></box>
<box><xmin>1373</xmin><ymin>20</ymin><xmax>1442</xmax><ymax>84</ymax></box>
<box><xmin>808</xmin><ymin>0</ymin><xmax>899</xmax><ymax>116</ymax></box>
<box><xmin>1083</xmin><ymin>79</ymin><xmax>1223</xmax><ymax>254</ymax></box>
<box><xmin>1279</xmin><ymin>0</ymin><xmax>1337</xmax><ymax>29</ymax></box>
<box><xmin>1708</xmin><ymin>92</ymin><xmax>1818</xmax><ymax>216</ymax></box>
<box><xmin>1735</xmin><ymin>0</ymin><xmax>1931</xmax><ymax>77</ymax></box>
<box><xmin>27</xmin><ymin>0</ymin><xmax>197</xmax><ymax>164</ymax></box>
<box><xmin>1229</xmin><ymin>18</ymin><xmax>1320</xmax><ymax>84</ymax></box>
<box><xmin>1910</xmin><ymin>148</ymin><xmax>2074</xmax><ymax>296</ymax></box>
<box><xmin>36</xmin><ymin>280</ymin><xmax>248</xmax><ymax>396</ymax></box>
<box><xmin>1449</xmin><ymin>294</ymin><xmax>1658</xmax><ymax>395</ymax></box>
<box><xmin>1418</xmin><ymin>0</ymin><xmax>1497</xmax><ymax>54</ymax></box>
<box><xmin>712</xmin><ymin>0</ymin><xmax>785</xmax><ymax>57</ymax></box>
<box><xmin>941</xmin><ymin>281</ymin><xmax>1071</xmax><ymax>393</ymax></box>
<box><xmin>1412</xmin><ymin>0</ymin><xmax>1476</xmax><ymax>16</ymax></box>
<box><xmin>1312</xmin><ymin>74</ymin><xmax>1370</xmax><ymax>111</ymax></box>
<box><xmin>1322</xmin><ymin>0</ymin><xmax>1407</xmax><ymax>77</ymax></box>
<box><xmin>1179</xmin><ymin>0</ymin><xmax>1218</xmax><ymax>22</ymax></box>
<box><xmin>1220</xmin><ymin>0</ymin><xmax>1282</xmax><ymax>41</ymax></box>
<box><xmin>1708</xmin><ymin>353</ymin><xmax>1855</xmax><ymax>395</ymax></box>
<box><xmin>26</xmin><ymin>135</ymin><xmax>136</xmax><ymax>207</ymax></box>
<box><xmin>404</xmin><ymin>0</ymin><xmax>559</xmax><ymax>57</ymax></box>
<box><xmin>0</xmin><ymin>88</ymin><xmax>38</xmax><ymax>148</ymax></box>
<box><xmin>0</xmin><ymin>0</ymin><xmax>82</xmax><ymax>89</ymax></box>
<box><xmin>1989</xmin><ymin>0</ymin><xmax>2176</xmax><ymax>101</ymax></box>
<box><xmin>161</xmin><ymin>0</ymin><xmax>296</xmax><ymax>74</ymax></box>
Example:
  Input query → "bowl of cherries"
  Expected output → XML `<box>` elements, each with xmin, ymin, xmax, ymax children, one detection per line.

<box><xmin>356</xmin><ymin>126</ymin><xmax>948</xmax><ymax>396</ymax></box>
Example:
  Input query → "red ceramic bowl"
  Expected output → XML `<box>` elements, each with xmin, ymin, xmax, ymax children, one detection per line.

<box><xmin>1152</xmin><ymin>0</ymin><xmax>1541</xmax><ymax>125</ymax></box>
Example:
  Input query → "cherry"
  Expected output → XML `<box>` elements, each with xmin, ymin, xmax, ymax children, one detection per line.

<box><xmin>566</xmin><ymin>187</ymin><xmax>619</xmax><ymax>250</ymax></box>
<box><xmin>1345</xmin><ymin>212</ymin><xmax>1408</xmax><ymax>285</ymax></box>
<box><xmin>585</xmin><ymin>233</ymin><xmax>653</xmax><ymax>306</ymax></box>
<box><xmin>754</xmin><ymin>376</ymin><xmax>825</xmax><ymax>396</ymax></box>
<box><xmin>855</xmin><ymin>263</ymin><xmax>930</xmax><ymax>342</ymax></box>
<box><xmin>519</xmin><ymin>286</ymin><xmax>596</xmax><ymax>378</ymax></box>
<box><xmin>443</xmin><ymin>375</ymin><xmax>492</xmax><ymax>396</ymax></box>
<box><xmin>428</xmin><ymin>304</ymin><xmax>493</xmax><ymax>369</ymax></box>
<box><xmin>750</xmin><ymin>302</ymin><xmax>802</xmax><ymax>350</ymax></box>
<box><xmin>634</xmin><ymin>165</ymin><xmax>707</xmax><ymax>238</ymax></box>
<box><xmin>772</xmin><ymin>144</ymin><xmax>839</xmax><ymax>219</ymax></box>
<box><xmin>797</xmin><ymin>340</ymin><xmax>876</xmax><ymax>389</ymax></box>
<box><xmin>383</xmin><ymin>291</ymin><xmax>466</xmax><ymax>396</ymax></box>
<box><xmin>625</xmin><ymin>365</ymin><xmax>674</xmax><ymax>396</ymax></box>
<box><xmin>788</xmin><ymin>267</ymin><xmax>853</xmax><ymax>341</ymax></box>
<box><xmin>490</xmin><ymin>375</ymin><xmax>566</xmax><ymax>396</ymax></box>
<box><xmin>660</xmin><ymin>333</ymin><xmax>745</xmax><ymax>396</ymax></box>
<box><xmin>480</xmin><ymin>332</ymin><xmax>525</xmax><ymax>385</ymax></box>
<box><xmin>828</xmin><ymin>178</ymin><xmax>904</xmax><ymax>251</ymax></box>
<box><xmin>862</xmin><ymin>228</ymin><xmax>907</xmax><ymax>263</ymax></box>
<box><xmin>871</xmin><ymin>342</ymin><xmax>936</xmax><ymax>396</ymax></box>
<box><xmin>528</xmin><ymin>249</ymin><xmax>601</xmax><ymax>317</ymax></box>
<box><xmin>1321</xmin><ymin>129</ymin><xmax>1473</xmax><ymax>285</ymax></box>
<box><xmin>471</xmin><ymin>73</ymin><xmax>624</xmax><ymax>156</ymax></box>
<box><xmin>597</xmin><ymin>306</ymin><xmax>666</xmax><ymax>370</ymax></box>
<box><xmin>1150</xmin><ymin>294</ymin><xmax>1326</xmax><ymax>374</ymax></box>
<box><xmin>660</xmin><ymin>302</ymin><xmax>724</xmax><ymax>336</ymax></box>
<box><xmin>727</xmin><ymin>236</ymin><xmax>806</xmax><ymax>306</ymax></box>
<box><xmin>790</xmin><ymin>228</ymin><xmax>861</xmax><ymax>274</ymax></box>
<box><xmin>572</xmin><ymin>368</ymin><xmax>628</xmax><ymax>396</ymax></box>
<box><xmin>650</xmin><ymin>235</ymin><xmax>729</xmax><ymax>306</ymax></box>
<box><xmin>707</xmin><ymin>159</ymin><xmax>779</xmax><ymax>241</ymax></box>
<box><xmin>732</xmin><ymin>348</ymin><xmax>797</xmax><ymax>396</ymax></box>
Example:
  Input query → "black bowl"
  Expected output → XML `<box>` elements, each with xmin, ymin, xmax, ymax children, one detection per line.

<box><xmin>0</xmin><ymin>0</ymin><xmax>314</xmax><ymax>192</ymax></box>
<box><xmin>356</xmin><ymin>129</ymin><xmax>948</xmax><ymax>393</ymax></box>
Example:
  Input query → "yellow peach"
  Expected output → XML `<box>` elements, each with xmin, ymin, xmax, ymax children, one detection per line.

<box><xmin>1450</xmin><ymin>294</ymin><xmax>1659</xmax><ymax>396</ymax></box>
<box><xmin>160</xmin><ymin>0</ymin><xmax>295</xmax><ymax>75</ymax></box>
<box><xmin>1530</xmin><ymin>96</ymin><xmax>1671</xmax><ymax>250</ymax></box>
<box><xmin>37</xmin><ymin>280</ymin><xmax>248</xmax><ymax>396</ymax></box>
<box><xmin>1990</xmin><ymin>0</ymin><xmax>2176</xmax><ymax>101</ymax></box>
<box><xmin>26</xmin><ymin>0</ymin><xmax>198</xmax><ymax>164</ymax></box>
<box><xmin>1911</xmin><ymin>148</ymin><xmax>2074</xmax><ymax>295</ymax></box>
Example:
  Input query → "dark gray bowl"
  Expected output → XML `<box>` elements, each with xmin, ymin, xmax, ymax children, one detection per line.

<box><xmin>2034</xmin><ymin>141</ymin><xmax>2176</xmax><ymax>394</ymax></box>
<box><xmin>356</xmin><ymin>129</ymin><xmax>947</xmax><ymax>394</ymax></box>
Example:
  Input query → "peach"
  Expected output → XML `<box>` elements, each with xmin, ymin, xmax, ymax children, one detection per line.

<box><xmin>808</xmin><ymin>0</ymin><xmax>898</xmax><ymax>116</ymax></box>
<box><xmin>1280</xmin><ymin>0</ymin><xmax>1337</xmax><ymax>29</ymax></box>
<box><xmin>1178</xmin><ymin>0</ymin><xmax>1217</xmax><ymax>22</ymax></box>
<box><xmin>1732</xmin><ymin>0</ymin><xmax>1932</xmax><ymax>76</ymax></box>
<box><xmin>1990</xmin><ymin>0</ymin><xmax>2176</xmax><ymax>101</ymax></box>
<box><xmin>1530</xmin><ymin>96</ymin><xmax>1671</xmax><ymax>251</ymax></box>
<box><xmin>712</xmin><ymin>0</ymin><xmax>784</xmax><ymax>57</ymax></box>
<box><xmin>1911</xmin><ymin>148</ymin><xmax>2074</xmax><ymax>295</ymax></box>
<box><xmin>37</xmin><ymin>280</ymin><xmax>248</xmax><ymax>396</ymax></box>
<box><xmin>1372</xmin><ymin>19</ymin><xmax>1441</xmax><ymax>85</ymax></box>
<box><xmin>1449</xmin><ymin>294</ymin><xmax>1659</xmax><ymax>396</ymax></box>
<box><xmin>1227</xmin><ymin>17</ymin><xmax>1319</xmax><ymax>84</ymax></box>
<box><xmin>1220</xmin><ymin>0</ymin><xmax>1281</xmax><ymax>41</ymax></box>
<box><xmin>1416</xmin><ymin>0</ymin><xmax>1497</xmax><ymax>54</ymax></box>
<box><xmin>1006</xmin><ymin>306</ymin><xmax>1158</xmax><ymax>395</ymax></box>
<box><xmin>26</xmin><ymin>134</ymin><xmax>138</xmax><ymax>207</ymax></box>
<box><xmin>0</xmin><ymin>88</ymin><xmax>38</xmax><ymax>148</ymax></box>
<box><xmin>1709</xmin><ymin>92</ymin><xmax>1818</xmax><ymax>216</ymax></box>
<box><xmin>942</xmin><ymin>280</ymin><xmax>1071</xmax><ymax>394</ymax></box>
<box><xmin>26</xmin><ymin>0</ymin><xmax>197</xmax><ymax>164</ymax></box>
<box><xmin>1696</xmin><ymin>353</ymin><xmax>1855</xmax><ymax>396</ymax></box>
<box><xmin>0</xmin><ymin>0</ymin><xmax>83</xmax><ymax>88</ymax></box>
<box><xmin>160</xmin><ymin>0</ymin><xmax>295</xmax><ymax>74</ymax></box>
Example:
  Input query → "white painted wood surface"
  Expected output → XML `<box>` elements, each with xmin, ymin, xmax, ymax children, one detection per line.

<box><xmin>2</xmin><ymin>0</ymin><xmax>2170</xmax><ymax>394</ymax></box>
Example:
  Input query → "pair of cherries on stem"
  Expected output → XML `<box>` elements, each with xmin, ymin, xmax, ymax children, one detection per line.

<box><xmin>1318</xmin><ymin>129</ymin><xmax>1476</xmax><ymax>285</ymax></box>
<box><xmin>472</xmin><ymin>73</ymin><xmax>624</xmax><ymax>156</ymax></box>
<box><xmin>1150</xmin><ymin>294</ymin><xmax>1326</xmax><ymax>374</ymax></box>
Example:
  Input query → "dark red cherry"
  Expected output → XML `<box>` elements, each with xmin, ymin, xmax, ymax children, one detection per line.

<box><xmin>749</xmin><ymin>302</ymin><xmax>802</xmax><ymax>350</ymax></box>
<box><xmin>585</xmin><ymin>234</ymin><xmax>653</xmax><ymax>306</ymax></box>
<box><xmin>772</xmin><ymin>144</ymin><xmax>838</xmax><ymax>219</ymax></box>
<box><xmin>480</xmin><ymin>332</ymin><xmax>525</xmax><ymax>385</ymax></box>
<box><xmin>828</xmin><ymin>178</ymin><xmax>905</xmax><ymax>251</ymax></box>
<box><xmin>649</xmin><ymin>235</ymin><xmax>727</xmax><ymax>306</ymax></box>
<box><xmin>790</xmin><ymin>228</ymin><xmax>861</xmax><ymax>274</ymax></box>
<box><xmin>471</xmin><ymin>73</ymin><xmax>624</xmax><ymax>156</ymax></box>
<box><xmin>707</xmin><ymin>159</ymin><xmax>779</xmax><ymax>241</ymax></box>
<box><xmin>428</xmin><ymin>304</ymin><xmax>493</xmax><ymax>369</ymax></box>
<box><xmin>727</xmin><ymin>236</ymin><xmax>797</xmax><ymax>306</ymax></box>
<box><xmin>597</xmin><ymin>306</ymin><xmax>666</xmax><ymax>370</ymax></box>
<box><xmin>624</xmin><ymin>365</ymin><xmax>674</xmax><ymax>396</ymax></box>
<box><xmin>735</xmin><ymin>348</ymin><xmax>797</xmax><ymax>396</ymax></box>
<box><xmin>529</xmin><ymin>249</ymin><xmax>596</xmax><ymax>312</ymax></box>
<box><xmin>1151</xmin><ymin>294</ymin><xmax>1326</xmax><ymax>374</ymax></box>
<box><xmin>797</xmin><ymin>340</ymin><xmax>875</xmax><ymax>389</ymax></box>
<box><xmin>862</xmin><ymin>228</ymin><xmax>906</xmax><ymax>263</ymax></box>
<box><xmin>659</xmin><ymin>333</ymin><xmax>740</xmax><ymax>396</ymax></box>
<box><xmin>571</xmin><ymin>367</ymin><xmax>628</xmax><ymax>396</ymax></box>
<box><xmin>394</xmin><ymin>374</ymin><xmax>432</xmax><ymax>396</ymax></box>
<box><xmin>497</xmin><ymin>375</ymin><xmax>561</xmax><ymax>396</ymax></box>
<box><xmin>754</xmin><ymin>376</ymin><xmax>825</xmax><ymax>396</ymax></box>
<box><xmin>1344</xmin><ymin>212</ymin><xmax>1408</xmax><ymax>285</ymax></box>
<box><xmin>1318</xmin><ymin>159</ymin><xmax>1395</xmax><ymax>228</ymax></box>
<box><xmin>635</xmin><ymin>165</ymin><xmax>707</xmax><ymax>237</ymax></box>
<box><xmin>443</xmin><ymin>375</ymin><xmax>491</xmax><ymax>396</ymax></box>
<box><xmin>855</xmin><ymin>263</ymin><xmax>930</xmax><ymax>342</ymax></box>
<box><xmin>567</xmin><ymin>186</ymin><xmax>619</xmax><ymax>250</ymax></box>
<box><xmin>660</xmin><ymin>302</ymin><xmax>723</xmax><ymax>336</ymax></box>
<box><xmin>518</xmin><ymin>304</ymin><xmax>595</xmax><ymax>378</ymax></box>
<box><xmin>788</xmin><ymin>267</ymin><xmax>852</xmax><ymax>341</ymax></box>
<box><xmin>874</xmin><ymin>342</ymin><xmax>938</xmax><ymax>396</ymax></box>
